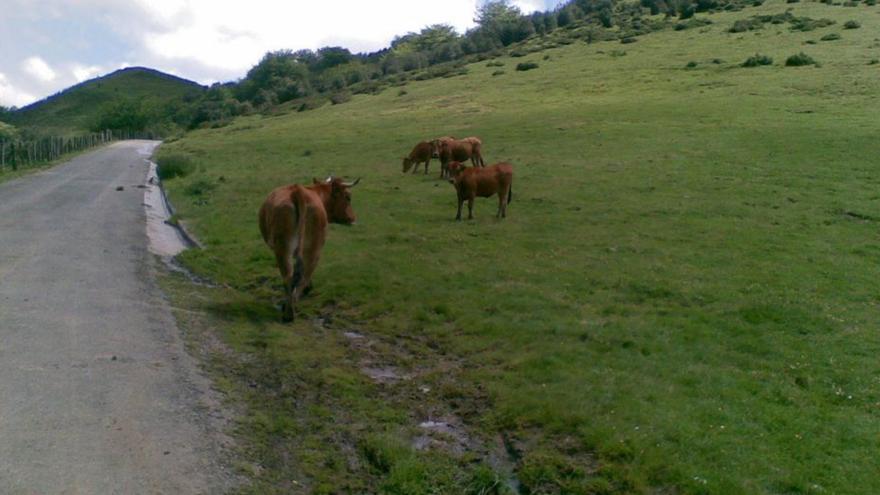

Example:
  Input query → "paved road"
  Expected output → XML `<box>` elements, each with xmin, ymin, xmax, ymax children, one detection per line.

<box><xmin>0</xmin><ymin>141</ymin><xmax>234</xmax><ymax>494</ymax></box>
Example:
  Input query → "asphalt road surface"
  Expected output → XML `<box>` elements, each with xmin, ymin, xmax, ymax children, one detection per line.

<box><xmin>0</xmin><ymin>141</ymin><xmax>234</xmax><ymax>494</ymax></box>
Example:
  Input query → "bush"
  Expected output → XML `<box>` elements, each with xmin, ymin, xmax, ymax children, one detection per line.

<box><xmin>492</xmin><ymin>70</ymin><xmax>506</xmax><ymax>76</ymax></box>
<box><xmin>785</xmin><ymin>52</ymin><xmax>817</xmax><ymax>66</ymax></box>
<box><xmin>844</xmin><ymin>20</ymin><xmax>861</xmax><ymax>29</ymax></box>
<box><xmin>486</xmin><ymin>61</ymin><xmax>504</xmax><ymax>67</ymax></box>
<box><xmin>712</xmin><ymin>58</ymin><xmax>725</xmax><ymax>64</ymax></box>
<box><xmin>730</xmin><ymin>19</ymin><xmax>762</xmax><ymax>33</ymax></box>
<box><xmin>156</xmin><ymin>154</ymin><xmax>195</xmax><ymax>180</ymax></box>
<box><xmin>686</xmin><ymin>61</ymin><xmax>698</xmax><ymax>68</ymax></box>
<box><xmin>515</xmin><ymin>62</ymin><xmax>539</xmax><ymax>71</ymax></box>
<box><xmin>820</xmin><ymin>33</ymin><xmax>841</xmax><ymax>41</ymax></box>
<box><xmin>329</xmin><ymin>91</ymin><xmax>352</xmax><ymax>105</ymax></box>
<box><xmin>620</xmin><ymin>37</ymin><xmax>638</xmax><ymax>44</ymax></box>
<box><xmin>868</xmin><ymin>59</ymin><xmax>879</xmax><ymax>65</ymax></box>
<box><xmin>789</xmin><ymin>17</ymin><xmax>835</xmax><ymax>32</ymax></box>
<box><xmin>741</xmin><ymin>53</ymin><xmax>773</xmax><ymax>67</ymax></box>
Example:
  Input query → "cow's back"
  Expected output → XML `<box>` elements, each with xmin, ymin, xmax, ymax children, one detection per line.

<box><xmin>475</xmin><ymin>163</ymin><xmax>512</xmax><ymax>197</ymax></box>
<box><xmin>259</xmin><ymin>185</ymin><xmax>319</xmax><ymax>247</ymax></box>
<box><xmin>409</xmin><ymin>141</ymin><xmax>433</xmax><ymax>161</ymax></box>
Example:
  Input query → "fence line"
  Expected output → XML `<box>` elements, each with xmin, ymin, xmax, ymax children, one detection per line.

<box><xmin>0</xmin><ymin>130</ymin><xmax>157</xmax><ymax>172</ymax></box>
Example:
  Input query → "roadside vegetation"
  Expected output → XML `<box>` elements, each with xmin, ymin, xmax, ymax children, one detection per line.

<box><xmin>154</xmin><ymin>0</ymin><xmax>880</xmax><ymax>493</ymax></box>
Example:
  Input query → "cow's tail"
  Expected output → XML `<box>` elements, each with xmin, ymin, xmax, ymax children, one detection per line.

<box><xmin>291</xmin><ymin>192</ymin><xmax>307</xmax><ymax>291</ymax></box>
<box><xmin>507</xmin><ymin>183</ymin><xmax>513</xmax><ymax>204</ymax></box>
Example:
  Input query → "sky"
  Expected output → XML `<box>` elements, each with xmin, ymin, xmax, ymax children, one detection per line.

<box><xmin>0</xmin><ymin>0</ymin><xmax>564</xmax><ymax>108</ymax></box>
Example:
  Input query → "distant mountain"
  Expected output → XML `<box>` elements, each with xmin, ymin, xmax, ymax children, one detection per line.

<box><xmin>9</xmin><ymin>67</ymin><xmax>206</xmax><ymax>135</ymax></box>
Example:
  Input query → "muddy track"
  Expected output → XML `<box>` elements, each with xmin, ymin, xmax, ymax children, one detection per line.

<box><xmin>0</xmin><ymin>141</ymin><xmax>237</xmax><ymax>494</ymax></box>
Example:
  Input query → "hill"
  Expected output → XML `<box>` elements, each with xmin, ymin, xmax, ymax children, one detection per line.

<box><xmin>157</xmin><ymin>1</ymin><xmax>880</xmax><ymax>493</ymax></box>
<box><xmin>8</xmin><ymin>67</ymin><xmax>205</xmax><ymax>136</ymax></box>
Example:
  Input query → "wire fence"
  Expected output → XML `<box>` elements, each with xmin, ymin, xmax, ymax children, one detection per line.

<box><xmin>0</xmin><ymin>129</ymin><xmax>159</xmax><ymax>172</ymax></box>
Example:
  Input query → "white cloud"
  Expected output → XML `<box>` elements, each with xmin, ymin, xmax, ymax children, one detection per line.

<box><xmin>511</xmin><ymin>0</ymin><xmax>549</xmax><ymax>13</ymax></box>
<box><xmin>136</xmin><ymin>0</ymin><xmax>480</xmax><ymax>75</ymax></box>
<box><xmin>71</xmin><ymin>64</ymin><xmax>104</xmax><ymax>82</ymax></box>
<box><xmin>22</xmin><ymin>56</ymin><xmax>57</xmax><ymax>83</ymax></box>
<box><xmin>0</xmin><ymin>73</ymin><xmax>37</xmax><ymax>107</ymax></box>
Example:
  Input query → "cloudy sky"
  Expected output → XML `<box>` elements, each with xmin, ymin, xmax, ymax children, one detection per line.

<box><xmin>0</xmin><ymin>0</ymin><xmax>564</xmax><ymax>108</ymax></box>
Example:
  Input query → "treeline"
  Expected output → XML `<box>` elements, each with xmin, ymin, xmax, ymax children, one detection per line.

<box><xmin>170</xmin><ymin>0</ymin><xmax>757</xmax><ymax>129</ymax></box>
<box><xmin>2</xmin><ymin>0</ymin><xmax>758</xmax><ymax>137</ymax></box>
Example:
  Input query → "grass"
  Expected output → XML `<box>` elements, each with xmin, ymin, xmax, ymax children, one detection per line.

<box><xmin>157</xmin><ymin>0</ymin><xmax>880</xmax><ymax>493</ymax></box>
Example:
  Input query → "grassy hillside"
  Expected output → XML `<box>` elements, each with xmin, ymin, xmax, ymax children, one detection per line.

<box><xmin>157</xmin><ymin>1</ymin><xmax>880</xmax><ymax>493</ymax></box>
<box><xmin>9</xmin><ymin>67</ymin><xmax>204</xmax><ymax>135</ymax></box>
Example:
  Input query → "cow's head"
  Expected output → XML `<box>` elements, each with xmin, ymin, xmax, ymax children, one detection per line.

<box><xmin>326</xmin><ymin>176</ymin><xmax>360</xmax><ymax>225</ymax></box>
<box><xmin>402</xmin><ymin>157</ymin><xmax>414</xmax><ymax>173</ymax></box>
<box><xmin>447</xmin><ymin>161</ymin><xmax>465</xmax><ymax>177</ymax></box>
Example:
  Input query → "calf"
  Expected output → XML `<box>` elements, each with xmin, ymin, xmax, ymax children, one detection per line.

<box><xmin>402</xmin><ymin>141</ymin><xmax>434</xmax><ymax>175</ymax></box>
<box><xmin>448</xmin><ymin>162</ymin><xmax>513</xmax><ymax>220</ymax></box>
<box><xmin>258</xmin><ymin>176</ymin><xmax>360</xmax><ymax>322</ymax></box>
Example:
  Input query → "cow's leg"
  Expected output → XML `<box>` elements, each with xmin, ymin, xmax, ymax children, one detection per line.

<box><xmin>275</xmin><ymin>250</ymin><xmax>295</xmax><ymax>322</ymax></box>
<box><xmin>455</xmin><ymin>195</ymin><xmax>464</xmax><ymax>221</ymax></box>
<box><xmin>423</xmin><ymin>159</ymin><xmax>430</xmax><ymax>175</ymax></box>
<box><xmin>467</xmin><ymin>196</ymin><xmax>475</xmax><ymax>220</ymax></box>
<box><xmin>292</xmin><ymin>224</ymin><xmax>325</xmax><ymax>305</ymax></box>
<box><xmin>440</xmin><ymin>161</ymin><xmax>447</xmax><ymax>179</ymax></box>
<box><xmin>497</xmin><ymin>193</ymin><xmax>504</xmax><ymax>218</ymax></box>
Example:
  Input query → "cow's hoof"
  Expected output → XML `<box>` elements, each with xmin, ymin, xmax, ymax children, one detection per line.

<box><xmin>302</xmin><ymin>283</ymin><xmax>314</xmax><ymax>297</ymax></box>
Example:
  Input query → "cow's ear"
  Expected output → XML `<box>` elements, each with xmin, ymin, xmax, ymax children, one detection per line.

<box><xmin>312</xmin><ymin>177</ymin><xmax>320</xmax><ymax>184</ymax></box>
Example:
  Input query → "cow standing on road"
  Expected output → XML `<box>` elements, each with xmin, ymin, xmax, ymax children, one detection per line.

<box><xmin>259</xmin><ymin>176</ymin><xmax>360</xmax><ymax>322</ymax></box>
<box><xmin>448</xmin><ymin>162</ymin><xmax>513</xmax><ymax>220</ymax></box>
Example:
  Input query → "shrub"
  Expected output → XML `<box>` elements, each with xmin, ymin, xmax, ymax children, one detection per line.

<box><xmin>329</xmin><ymin>91</ymin><xmax>352</xmax><ymax>105</ymax></box>
<box><xmin>486</xmin><ymin>60</ymin><xmax>504</xmax><ymax>67</ymax></box>
<box><xmin>686</xmin><ymin>61</ymin><xmax>698</xmax><ymax>68</ymax></box>
<box><xmin>156</xmin><ymin>154</ymin><xmax>195</xmax><ymax>180</ymax></box>
<box><xmin>805</xmin><ymin>39</ymin><xmax>817</xmax><ymax>44</ymax></box>
<box><xmin>515</xmin><ymin>62</ymin><xmax>539</xmax><ymax>71</ymax></box>
<box><xmin>712</xmin><ymin>58</ymin><xmax>725</xmax><ymax>64</ymax></box>
<box><xmin>397</xmin><ymin>89</ymin><xmax>408</xmax><ymax>96</ymax></box>
<box><xmin>868</xmin><ymin>59</ymin><xmax>879</xmax><ymax>65</ymax></box>
<box><xmin>610</xmin><ymin>50</ymin><xmax>628</xmax><ymax>57</ymax></box>
<box><xmin>742</xmin><ymin>53</ymin><xmax>773</xmax><ymax>67</ymax></box>
<box><xmin>787</xmin><ymin>0</ymin><xmax>799</xmax><ymax>3</ymax></box>
<box><xmin>820</xmin><ymin>33</ymin><xmax>841</xmax><ymax>41</ymax></box>
<box><xmin>789</xmin><ymin>17</ymin><xmax>835</xmax><ymax>32</ymax></box>
<box><xmin>730</xmin><ymin>19</ymin><xmax>762</xmax><ymax>33</ymax></box>
<box><xmin>621</xmin><ymin>37</ymin><xmax>638</xmax><ymax>44</ymax></box>
<box><xmin>844</xmin><ymin>20</ymin><xmax>861</xmax><ymax>29</ymax></box>
<box><xmin>510</xmin><ymin>49</ymin><xmax>528</xmax><ymax>57</ymax></box>
<box><xmin>675</xmin><ymin>23</ymin><xmax>688</xmax><ymax>31</ymax></box>
<box><xmin>492</xmin><ymin>70</ymin><xmax>506</xmax><ymax>76</ymax></box>
<box><xmin>785</xmin><ymin>52</ymin><xmax>817</xmax><ymax>66</ymax></box>
<box><xmin>867</xmin><ymin>0</ymin><xmax>877</xmax><ymax>6</ymax></box>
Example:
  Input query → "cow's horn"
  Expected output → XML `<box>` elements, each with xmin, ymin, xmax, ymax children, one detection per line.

<box><xmin>342</xmin><ymin>177</ymin><xmax>361</xmax><ymax>187</ymax></box>
<box><xmin>325</xmin><ymin>175</ymin><xmax>333</xmax><ymax>183</ymax></box>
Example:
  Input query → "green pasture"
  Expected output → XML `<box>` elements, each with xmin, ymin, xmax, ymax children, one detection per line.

<box><xmin>158</xmin><ymin>1</ymin><xmax>880</xmax><ymax>493</ymax></box>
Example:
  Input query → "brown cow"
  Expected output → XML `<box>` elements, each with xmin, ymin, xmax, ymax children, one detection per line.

<box><xmin>259</xmin><ymin>176</ymin><xmax>360</xmax><ymax>322</ymax></box>
<box><xmin>402</xmin><ymin>141</ymin><xmax>434</xmax><ymax>175</ymax></box>
<box><xmin>437</xmin><ymin>137</ymin><xmax>485</xmax><ymax>179</ymax></box>
<box><xmin>448</xmin><ymin>162</ymin><xmax>513</xmax><ymax>220</ymax></box>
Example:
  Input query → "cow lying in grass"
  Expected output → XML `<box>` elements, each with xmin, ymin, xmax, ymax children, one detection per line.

<box><xmin>437</xmin><ymin>137</ymin><xmax>485</xmax><ymax>179</ymax></box>
<box><xmin>258</xmin><ymin>176</ymin><xmax>360</xmax><ymax>322</ymax></box>
<box><xmin>448</xmin><ymin>161</ymin><xmax>513</xmax><ymax>220</ymax></box>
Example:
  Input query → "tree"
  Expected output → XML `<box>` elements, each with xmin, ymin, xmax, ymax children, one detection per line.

<box><xmin>92</xmin><ymin>100</ymin><xmax>154</xmax><ymax>133</ymax></box>
<box><xmin>474</xmin><ymin>1</ymin><xmax>535</xmax><ymax>46</ymax></box>
<box><xmin>0</xmin><ymin>121</ymin><xmax>18</xmax><ymax>140</ymax></box>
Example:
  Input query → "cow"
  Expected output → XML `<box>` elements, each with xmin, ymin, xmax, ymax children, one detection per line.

<box><xmin>258</xmin><ymin>176</ymin><xmax>360</xmax><ymax>322</ymax></box>
<box><xmin>402</xmin><ymin>141</ymin><xmax>434</xmax><ymax>175</ymax></box>
<box><xmin>448</xmin><ymin>162</ymin><xmax>513</xmax><ymax>221</ymax></box>
<box><xmin>437</xmin><ymin>137</ymin><xmax>485</xmax><ymax>179</ymax></box>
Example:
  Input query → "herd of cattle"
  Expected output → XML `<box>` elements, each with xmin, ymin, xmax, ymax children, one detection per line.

<box><xmin>259</xmin><ymin>135</ymin><xmax>513</xmax><ymax>321</ymax></box>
